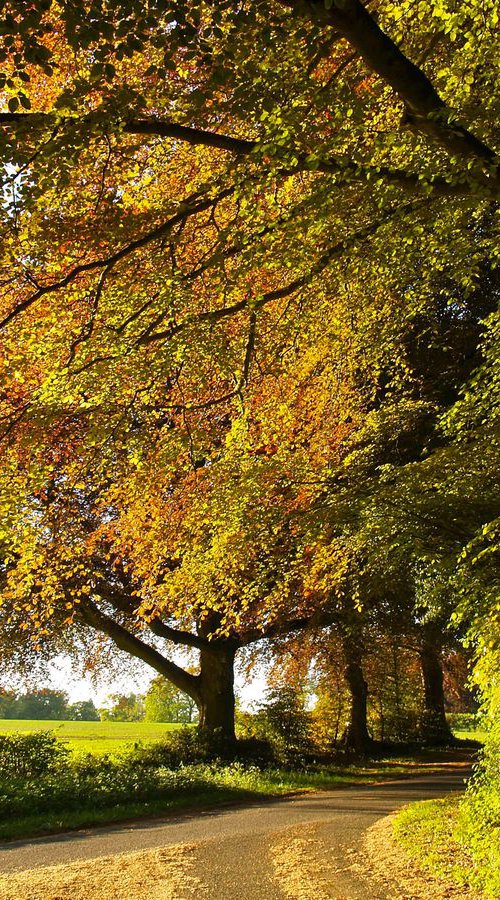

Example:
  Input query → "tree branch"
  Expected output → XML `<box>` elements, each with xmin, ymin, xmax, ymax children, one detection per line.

<box><xmin>79</xmin><ymin>599</ymin><xmax>200</xmax><ymax>700</ymax></box>
<box><xmin>1</xmin><ymin>112</ymin><xmax>494</xmax><ymax>199</ymax></box>
<box><xmin>0</xmin><ymin>185</ymin><xmax>234</xmax><ymax>330</ymax></box>
<box><xmin>146</xmin><ymin>617</ymin><xmax>211</xmax><ymax>652</ymax></box>
<box><xmin>93</xmin><ymin>578</ymin><xmax>211</xmax><ymax>651</ymax></box>
<box><xmin>140</xmin><ymin>197</ymin><xmax>431</xmax><ymax>345</ymax></box>
<box><xmin>286</xmin><ymin>0</ymin><xmax>498</xmax><ymax>173</ymax></box>
<box><xmin>240</xmin><ymin>608</ymin><xmax>339</xmax><ymax>645</ymax></box>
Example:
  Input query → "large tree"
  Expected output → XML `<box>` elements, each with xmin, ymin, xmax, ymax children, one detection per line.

<box><xmin>0</xmin><ymin>1</ymin><xmax>498</xmax><ymax>750</ymax></box>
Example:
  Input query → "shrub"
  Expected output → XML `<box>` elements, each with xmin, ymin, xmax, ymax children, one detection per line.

<box><xmin>0</xmin><ymin>744</ymin><xmax>268</xmax><ymax>824</ymax></box>
<box><xmin>0</xmin><ymin>761</ymin><xmax>205</xmax><ymax>819</ymax></box>
<box><xmin>456</xmin><ymin>709</ymin><xmax>500</xmax><ymax>897</ymax></box>
<box><xmin>0</xmin><ymin>731</ymin><xmax>68</xmax><ymax>777</ymax></box>
<box><xmin>243</xmin><ymin>686</ymin><xmax>313</xmax><ymax>763</ymax></box>
<box><xmin>123</xmin><ymin>727</ymin><xmax>219</xmax><ymax>769</ymax></box>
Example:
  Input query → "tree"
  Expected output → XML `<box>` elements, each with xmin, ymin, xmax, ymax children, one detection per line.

<box><xmin>145</xmin><ymin>676</ymin><xmax>198</xmax><ymax>724</ymax></box>
<box><xmin>13</xmin><ymin>689</ymin><xmax>69</xmax><ymax>720</ymax></box>
<box><xmin>67</xmin><ymin>699</ymin><xmax>100</xmax><ymax>721</ymax></box>
<box><xmin>0</xmin><ymin>1</ymin><xmax>498</xmax><ymax>753</ymax></box>
<box><xmin>0</xmin><ymin>460</ymin><xmax>339</xmax><ymax>743</ymax></box>
<box><xmin>0</xmin><ymin>1</ymin><xmax>498</xmax><ymax>477</ymax></box>
<box><xmin>100</xmin><ymin>693</ymin><xmax>145</xmax><ymax>722</ymax></box>
<box><xmin>258</xmin><ymin>685</ymin><xmax>311</xmax><ymax>757</ymax></box>
<box><xmin>0</xmin><ymin>688</ymin><xmax>18</xmax><ymax>719</ymax></box>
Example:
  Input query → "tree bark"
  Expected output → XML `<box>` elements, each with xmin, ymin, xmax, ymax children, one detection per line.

<box><xmin>341</xmin><ymin>631</ymin><xmax>373</xmax><ymax>753</ymax></box>
<box><xmin>197</xmin><ymin>643</ymin><xmax>237</xmax><ymax>746</ymax></box>
<box><xmin>418</xmin><ymin>629</ymin><xmax>453</xmax><ymax>745</ymax></box>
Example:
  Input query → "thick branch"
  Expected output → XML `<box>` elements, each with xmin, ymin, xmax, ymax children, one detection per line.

<box><xmin>93</xmin><ymin>578</ymin><xmax>210</xmax><ymax>651</ymax></box>
<box><xmin>0</xmin><ymin>112</ymin><xmax>255</xmax><ymax>154</ymax></box>
<box><xmin>0</xmin><ymin>112</ymin><xmax>494</xmax><ymax>199</ymax></box>
<box><xmin>240</xmin><ymin>608</ymin><xmax>339</xmax><ymax>646</ymax></box>
<box><xmin>146</xmin><ymin>616</ymin><xmax>211</xmax><ymax>652</ymax></box>
<box><xmin>288</xmin><ymin>0</ymin><xmax>497</xmax><ymax>172</ymax></box>
<box><xmin>79</xmin><ymin>599</ymin><xmax>200</xmax><ymax>700</ymax></box>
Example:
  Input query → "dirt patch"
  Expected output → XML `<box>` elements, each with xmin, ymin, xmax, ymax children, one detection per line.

<box><xmin>363</xmin><ymin>813</ymin><xmax>483</xmax><ymax>899</ymax></box>
<box><xmin>0</xmin><ymin>844</ymin><xmax>202</xmax><ymax>900</ymax></box>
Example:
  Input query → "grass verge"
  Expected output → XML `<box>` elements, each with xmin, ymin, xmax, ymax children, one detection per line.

<box><xmin>392</xmin><ymin>797</ymin><xmax>481</xmax><ymax>895</ymax></box>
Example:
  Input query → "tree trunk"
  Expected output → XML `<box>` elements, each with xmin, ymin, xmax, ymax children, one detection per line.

<box><xmin>418</xmin><ymin>630</ymin><xmax>453</xmax><ymax>745</ymax></box>
<box><xmin>197</xmin><ymin>642</ymin><xmax>237</xmax><ymax>747</ymax></box>
<box><xmin>341</xmin><ymin>631</ymin><xmax>373</xmax><ymax>754</ymax></box>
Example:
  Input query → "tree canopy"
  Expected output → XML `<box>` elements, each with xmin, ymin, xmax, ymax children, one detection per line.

<box><xmin>0</xmin><ymin>0</ymin><xmax>499</xmax><ymax>747</ymax></box>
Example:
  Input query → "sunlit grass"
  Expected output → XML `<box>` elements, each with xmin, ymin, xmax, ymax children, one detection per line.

<box><xmin>393</xmin><ymin>797</ymin><xmax>476</xmax><ymax>893</ymax></box>
<box><xmin>0</xmin><ymin>719</ymin><xmax>184</xmax><ymax>754</ymax></box>
<box><xmin>453</xmin><ymin>729</ymin><xmax>487</xmax><ymax>743</ymax></box>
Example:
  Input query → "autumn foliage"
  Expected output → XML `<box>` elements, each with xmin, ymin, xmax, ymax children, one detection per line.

<box><xmin>0</xmin><ymin>1</ymin><xmax>498</xmax><ymax>759</ymax></box>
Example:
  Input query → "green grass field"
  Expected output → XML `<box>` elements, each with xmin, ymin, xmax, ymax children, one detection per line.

<box><xmin>453</xmin><ymin>728</ymin><xmax>488</xmax><ymax>743</ymax></box>
<box><xmin>0</xmin><ymin>719</ymin><xmax>184</xmax><ymax>755</ymax></box>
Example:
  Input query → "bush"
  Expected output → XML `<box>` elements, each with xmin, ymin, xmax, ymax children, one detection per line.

<box><xmin>0</xmin><ymin>731</ymin><xmax>68</xmax><ymax>777</ymax></box>
<box><xmin>456</xmin><ymin>711</ymin><xmax>500</xmax><ymax>897</ymax></box>
<box><xmin>240</xmin><ymin>687</ymin><xmax>313</xmax><ymax>764</ymax></box>
<box><xmin>0</xmin><ymin>733</ymin><xmax>271</xmax><ymax>824</ymax></box>
<box><xmin>124</xmin><ymin>727</ymin><xmax>222</xmax><ymax>769</ymax></box>
<box><xmin>0</xmin><ymin>759</ymin><xmax>208</xmax><ymax>819</ymax></box>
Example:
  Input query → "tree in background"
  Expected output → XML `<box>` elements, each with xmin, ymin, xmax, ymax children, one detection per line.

<box><xmin>67</xmin><ymin>699</ymin><xmax>100</xmax><ymax>722</ymax></box>
<box><xmin>0</xmin><ymin>689</ymin><xmax>101</xmax><ymax>720</ymax></box>
<box><xmin>0</xmin><ymin>689</ymin><xmax>18</xmax><ymax>719</ymax></box>
<box><xmin>13</xmin><ymin>690</ymin><xmax>69</xmax><ymax>721</ymax></box>
<box><xmin>248</xmin><ymin>685</ymin><xmax>311</xmax><ymax>760</ymax></box>
<box><xmin>145</xmin><ymin>676</ymin><xmax>198</xmax><ymax>724</ymax></box>
<box><xmin>99</xmin><ymin>693</ymin><xmax>145</xmax><ymax>722</ymax></box>
<box><xmin>442</xmin><ymin>650</ymin><xmax>479</xmax><ymax>715</ymax></box>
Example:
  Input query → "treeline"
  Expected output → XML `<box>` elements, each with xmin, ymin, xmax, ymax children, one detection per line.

<box><xmin>0</xmin><ymin>689</ymin><xmax>99</xmax><ymax>721</ymax></box>
<box><xmin>0</xmin><ymin>678</ymin><xmax>199</xmax><ymax>724</ymax></box>
<box><xmin>101</xmin><ymin>678</ymin><xmax>198</xmax><ymax>724</ymax></box>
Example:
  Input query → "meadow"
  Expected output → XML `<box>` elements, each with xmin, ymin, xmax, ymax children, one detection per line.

<box><xmin>0</xmin><ymin>720</ymin><xmax>184</xmax><ymax>755</ymax></box>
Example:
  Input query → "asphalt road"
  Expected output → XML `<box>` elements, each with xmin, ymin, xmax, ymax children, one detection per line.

<box><xmin>0</xmin><ymin>766</ymin><xmax>471</xmax><ymax>899</ymax></box>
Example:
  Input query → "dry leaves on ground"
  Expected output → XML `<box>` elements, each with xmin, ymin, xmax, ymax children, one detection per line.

<box><xmin>0</xmin><ymin>844</ymin><xmax>202</xmax><ymax>900</ymax></box>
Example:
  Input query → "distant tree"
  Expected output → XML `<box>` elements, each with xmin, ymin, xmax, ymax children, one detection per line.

<box><xmin>67</xmin><ymin>699</ymin><xmax>100</xmax><ymax>721</ymax></box>
<box><xmin>145</xmin><ymin>676</ymin><xmax>198</xmax><ymax>724</ymax></box>
<box><xmin>99</xmin><ymin>693</ymin><xmax>145</xmax><ymax>722</ymax></box>
<box><xmin>259</xmin><ymin>685</ymin><xmax>311</xmax><ymax>755</ymax></box>
<box><xmin>14</xmin><ymin>689</ymin><xmax>68</xmax><ymax>720</ymax></box>
<box><xmin>0</xmin><ymin>688</ymin><xmax>17</xmax><ymax>719</ymax></box>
